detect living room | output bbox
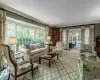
[1,0,100,80]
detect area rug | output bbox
[11,49,80,80]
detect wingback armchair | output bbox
[52,42,64,56]
[2,44,34,80]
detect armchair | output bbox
[52,42,64,56]
[81,44,91,53]
[2,44,34,80]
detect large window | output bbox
[5,19,46,48]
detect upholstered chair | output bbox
[52,42,64,56]
[81,44,91,53]
[17,48,39,72]
[2,44,34,80]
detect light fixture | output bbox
[47,36,51,41]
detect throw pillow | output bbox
[24,44,30,49]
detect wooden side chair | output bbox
[2,44,34,80]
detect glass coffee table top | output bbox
[0,67,9,80]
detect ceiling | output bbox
[0,0,100,27]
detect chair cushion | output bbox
[17,62,31,75]
[19,45,27,49]
[39,48,46,51]
[17,62,39,75]
[33,63,39,69]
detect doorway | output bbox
[69,28,81,50]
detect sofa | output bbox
[18,44,47,62]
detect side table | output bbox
[0,67,10,80]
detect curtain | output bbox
[60,28,63,42]
[0,9,6,52]
[81,26,85,52]
[0,9,6,69]
[45,26,49,41]
[66,28,69,50]
[89,25,95,53]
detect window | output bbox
[5,19,46,49]
[5,21,17,44]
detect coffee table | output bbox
[39,52,59,67]
[0,67,10,80]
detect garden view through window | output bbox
[5,19,46,50]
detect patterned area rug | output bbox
[12,49,80,80]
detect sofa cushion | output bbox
[39,48,46,52]
[19,45,27,50]
[31,48,46,56]
[30,44,39,50]
[24,44,30,50]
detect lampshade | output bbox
[45,41,53,44]
[8,37,17,45]
[47,36,51,40]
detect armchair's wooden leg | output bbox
[57,54,59,59]
[15,77,17,80]
[49,60,51,67]
[31,66,34,78]
[39,58,41,64]
[15,71,17,80]
[32,70,34,78]
[36,67,39,71]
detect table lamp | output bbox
[8,37,17,52]
[8,37,17,45]
[47,36,51,41]
[46,36,53,44]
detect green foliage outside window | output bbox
[6,21,45,48]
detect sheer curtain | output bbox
[0,9,6,69]
[85,28,89,44]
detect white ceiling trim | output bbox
[6,17,45,29]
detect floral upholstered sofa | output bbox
[18,44,47,62]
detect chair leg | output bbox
[15,77,17,80]
[15,71,17,80]
[57,54,59,59]
[32,70,34,78]
[31,66,34,78]
[49,60,51,67]
[36,66,39,71]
